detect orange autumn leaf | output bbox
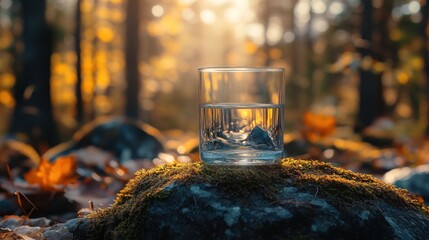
[24,155,77,191]
[303,111,336,141]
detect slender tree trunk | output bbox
[355,0,384,133]
[10,0,57,152]
[125,0,140,119]
[422,0,429,136]
[262,0,271,66]
[370,0,391,116]
[307,0,315,103]
[75,0,83,124]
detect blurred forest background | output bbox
[0,0,428,155]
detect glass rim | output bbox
[198,66,284,73]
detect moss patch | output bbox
[87,158,429,239]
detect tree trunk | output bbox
[10,0,57,152]
[75,0,83,124]
[422,0,429,136]
[355,0,385,133]
[124,0,140,120]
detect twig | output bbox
[6,164,38,217]
[15,192,27,216]
[89,201,94,211]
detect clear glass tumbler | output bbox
[199,67,285,165]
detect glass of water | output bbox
[199,67,285,165]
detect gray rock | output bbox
[383,165,429,204]
[204,139,233,151]
[66,218,90,240]
[0,217,24,229]
[27,217,52,227]
[14,225,42,238]
[135,182,429,239]
[43,223,73,240]
[43,118,164,163]
[83,159,429,239]
[246,126,276,149]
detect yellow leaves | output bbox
[110,0,123,4]
[81,0,94,13]
[395,102,412,118]
[390,28,402,42]
[96,7,111,20]
[162,15,182,35]
[373,61,385,73]
[96,70,110,89]
[0,31,13,49]
[396,71,410,85]
[52,63,76,84]
[97,27,115,43]
[244,41,257,54]
[147,21,162,37]
[409,57,423,71]
[0,91,14,108]
[25,156,77,191]
[269,48,283,60]
[94,95,113,113]
[0,73,15,88]
[111,10,125,22]
[162,40,181,55]
[361,56,373,71]
[0,67,14,108]
[147,15,183,37]
[150,55,177,78]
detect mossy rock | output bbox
[84,159,429,239]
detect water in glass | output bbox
[200,103,284,165]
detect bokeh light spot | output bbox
[152,5,164,18]
[200,9,216,24]
[97,27,115,42]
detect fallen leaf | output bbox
[302,111,336,141]
[24,156,77,191]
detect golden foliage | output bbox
[97,27,115,43]
[0,91,15,108]
[0,73,15,88]
[244,41,258,54]
[25,156,77,191]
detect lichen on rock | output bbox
[85,158,429,239]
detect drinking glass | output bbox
[199,67,285,165]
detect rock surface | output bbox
[0,216,89,240]
[82,159,429,239]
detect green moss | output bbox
[87,158,429,239]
